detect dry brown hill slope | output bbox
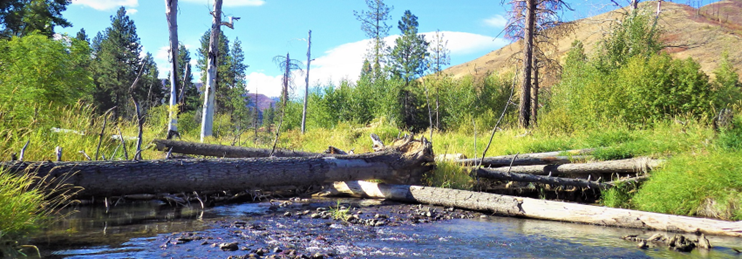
[443,1,742,84]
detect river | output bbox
[27,198,742,258]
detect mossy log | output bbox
[153,139,321,158]
[319,181,742,237]
[3,136,434,197]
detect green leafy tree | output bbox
[0,33,93,123]
[354,0,393,79]
[0,0,71,39]
[712,52,742,109]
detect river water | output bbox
[28,198,742,258]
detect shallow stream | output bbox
[29,198,742,258]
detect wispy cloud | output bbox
[483,14,508,28]
[181,0,265,7]
[126,8,138,15]
[242,31,507,97]
[71,0,138,11]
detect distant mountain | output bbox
[249,93,277,111]
[442,1,742,85]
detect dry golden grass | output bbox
[443,1,742,85]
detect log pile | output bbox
[457,149,662,189]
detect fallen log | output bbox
[474,157,662,176]
[476,168,608,189]
[319,181,742,237]
[153,139,322,158]
[457,148,595,166]
[4,136,434,197]
[458,155,586,167]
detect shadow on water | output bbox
[23,198,742,258]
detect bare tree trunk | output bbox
[271,53,291,155]
[165,0,179,139]
[200,0,223,142]
[632,0,639,10]
[518,0,536,129]
[531,60,539,126]
[301,30,312,134]
[320,181,742,237]
[129,57,148,160]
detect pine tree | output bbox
[90,7,157,118]
[389,10,429,84]
[354,0,393,79]
[0,0,71,39]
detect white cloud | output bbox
[244,31,507,98]
[71,0,138,11]
[181,0,265,7]
[483,15,508,28]
[126,8,138,15]
[245,72,283,97]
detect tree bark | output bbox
[165,0,179,138]
[518,0,536,128]
[5,138,433,197]
[531,60,539,126]
[200,0,222,141]
[301,30,312,134]
[474,158,662,176]
[458,155,584,167]
[320,181,742,237]
[476,168,608,189]
[153,139,323,158]
[457,149,595,166]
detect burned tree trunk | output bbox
[4,136,434,197]
[320,181,742,237]
[476,168,608,189]
[153,139,322,158]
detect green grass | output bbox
[630,151,742,220]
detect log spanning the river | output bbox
[456,149,595,167]
[3,136,434,197]
[320,181,742,237]
[153,139,323,158]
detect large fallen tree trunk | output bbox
[457,149,594,166]
[476,168,608,189]
[3,136,434,197]
[153,139,322,158]
[475,157,662,176]
[319,181,742,237]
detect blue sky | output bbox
[58,0,642,97]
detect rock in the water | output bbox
[637,240,648,249]
[219,242,239,251]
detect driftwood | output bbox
[459,149,595,167]
[319,181,742,237]
[153,139,322,158]
[475,158,662,176]
[4,135,434,197]
[476,168,608,189]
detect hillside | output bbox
[443,1,742,84]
